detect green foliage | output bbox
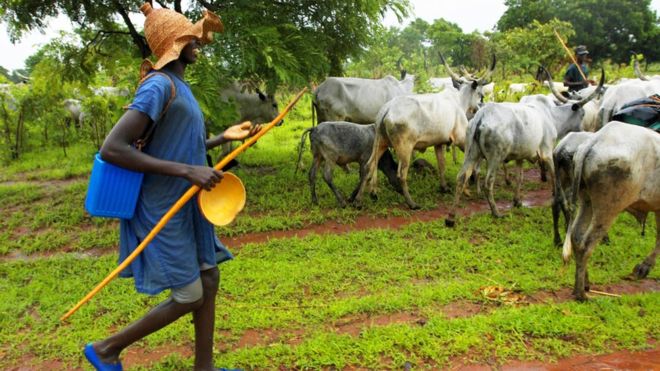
[491,19,575,79]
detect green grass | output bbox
[0,208,657,369]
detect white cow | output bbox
[313,64,414,125]
[562,121,660,301]
[446,69,604,224]
[353,54,496,209]
[597,78,660,129]
[93,86,130,97]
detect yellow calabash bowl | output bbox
[197,172,246,226]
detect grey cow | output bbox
[447,69,604,224]
[297,121,401,207]
[552,131,648,247]
[220,82,280,125]
[563,121,660,301]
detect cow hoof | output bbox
[445,218,456,228]
[513,199,522,208]
[369,193,378,201]
[408,202,421,210]
[554,238,562,248]
[338,201,347,209]
[633,262,652,279]
[600,235,611,245]
[492,212,504,219]
[439,185,451,194]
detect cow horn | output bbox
[575,69,605,108]
[459,66,473,79]
[439,52,463,85]
[478,54,496,85]
[633,58,650,81]
[543,66,568,103]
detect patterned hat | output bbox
[139,3,223,75]
[574,45,589,56]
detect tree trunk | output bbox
[113,0,151,58]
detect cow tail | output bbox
[562,137,595,263]
[469,111,486,162]
[296,127,314,174]
[311,95,318,127]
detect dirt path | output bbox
[225,187,551,249]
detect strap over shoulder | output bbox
[134,72,177,150]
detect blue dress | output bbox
[118,71,233,295]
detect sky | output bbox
[1,0,659,71]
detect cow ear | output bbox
[471,80,478,89]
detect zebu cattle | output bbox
[546,82,602,132]
[93,86,130,97]
[296,121,402,207]
[63,98,84,127]
[312,67,414,125]
[597,77,660,129]
[562,121,660,301]
[353,54,496,209]
[445,69,604,225]
[428,77,456,91]
[552,131,648,247]
[220,82,280,125]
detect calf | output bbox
[563,121,660,301]
[297,121,401,207]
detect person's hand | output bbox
[184,165,223,191]
[588,79,596,85]
[223,121,263,141]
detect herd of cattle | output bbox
[1,55,658,301]
[299,54,659,301]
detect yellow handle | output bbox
[554,29,588,82]
[61,87,308,321]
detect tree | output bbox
[497,0,660,63]
[0,0,411,87]
[491,19,575,78]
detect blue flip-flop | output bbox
[83,343,123,371]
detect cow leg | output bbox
[308,156,322,205]
[633,212,659,278]
[569,201,616,301]
[484,156,504,218]
[512,160,524,208]
[446,150,479,227]
[321,161,345,208]
[552,194,563,247]
[394,142,419,210]
[353,142,388,207]
[434,144,450,193]
[378,149,403,194]
[349,162,369,203]
[502,162,512,186]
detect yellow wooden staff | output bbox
[553,29,588,82]
[61,87,308,321]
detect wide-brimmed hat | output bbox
[574,45,589,56]
[139,3,223,75]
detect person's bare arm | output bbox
[100,110,223,190]
[205,121,262,150]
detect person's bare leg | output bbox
[93,295,203,363]
[193,267,220,370]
